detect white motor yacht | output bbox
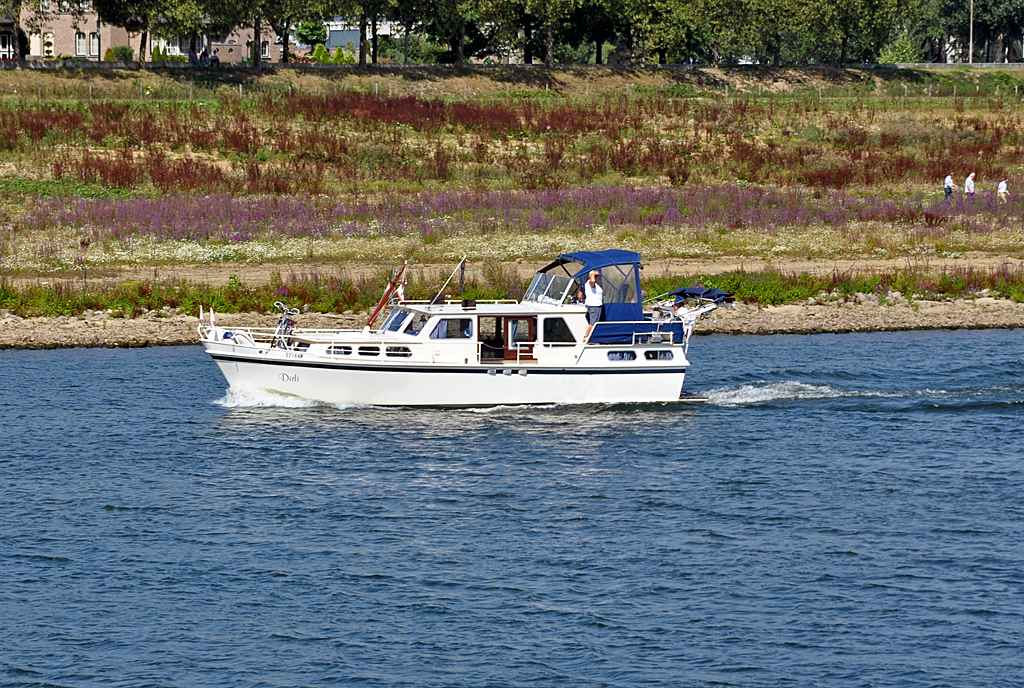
[199,250,732,406]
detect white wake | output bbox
[212,386,366,410]
[705,381,868,406]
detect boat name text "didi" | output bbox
[278,373,299,383]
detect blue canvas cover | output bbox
[555,250,643,323]
[590,321,684,345]
[555,250,643,281]
[668,287,734,303]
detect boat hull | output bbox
[206,347,687,406]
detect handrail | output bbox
[400,299,519,305]
[631,331,674,345]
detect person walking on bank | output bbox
[944,173,956,200]
[998,179,1009,204]
[965,172,976,198]
[578,270,603,341]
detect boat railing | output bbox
[399,298,519,310]
[631,331,675,345]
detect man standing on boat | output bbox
[579,270,603,341]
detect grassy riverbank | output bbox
[3,66,1024,319]
[3,261,1023,320]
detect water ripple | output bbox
[1,332,1024,687]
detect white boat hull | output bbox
[204,343,687,406]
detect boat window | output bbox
[358,346,380,356]
[327,345,352,356]
[607,351,636,361]
[644,350,674,360]
[380,309,410,332]
[405,314,430,336]
[295,342,310,351]
[524,272,573,304]
[598,265,639,304]
[430,318,473,339]
[542,317,576,344]
[386,346,412,357]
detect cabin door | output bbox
[478,316,504,361]
[505,317,536,361]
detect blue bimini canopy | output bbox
[552,250,643,281]
[542,250,644,324]
[668,287,734,304]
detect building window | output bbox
[39,0,50,13]
[75,31,86,55]
[261,40,269,57]
[89,32,98,56]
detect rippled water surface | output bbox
[2,330,1023,687]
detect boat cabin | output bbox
[356,249,678,362]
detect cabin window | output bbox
[358,346,380,356]
[542,317,576,344]
[406,314,430,336]
[295,342,310,352]
[607,351,636,361]
[430,318,472,339]
[644,350,674,360]
[386,346,412,357]
[327,345,352,356]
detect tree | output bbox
[389,0,427,63]
[268,0,315,63]
[92,0,203,64]
[421,0,492,65]
[811,0,908,65]
[295,17,327,45]
[651,0,746,63]
[206,0,288,71]
[525,0,578,65]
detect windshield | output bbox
[523,272,573,304]
[380,309,411,332]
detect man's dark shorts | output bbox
[587,306,602,325]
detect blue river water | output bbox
[1,329,1023,687]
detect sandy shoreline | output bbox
[2,296,1023,350]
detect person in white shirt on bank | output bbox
[998,179,1009,204]
[944,173,955,200]
[965,172,976,197]
[578,270,603,341]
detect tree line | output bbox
[14,0,1024,69]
